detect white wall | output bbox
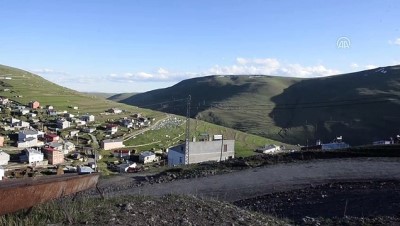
[28,152,44,163]
[0,167,4,180]
[0,151,10,165]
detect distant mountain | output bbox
[109,65,400,145]
[108,92,138,102]
[84,92,119,99]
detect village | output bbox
[1,96,400,181]
[0,97,238,181]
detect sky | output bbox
[0,0,399,93]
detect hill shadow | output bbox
[269,67,400,145]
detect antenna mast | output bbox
[185,95,191,164]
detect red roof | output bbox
[43,147,55,153]
[45,134,59,138]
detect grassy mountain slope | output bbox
[84,92,119,99]
[0,64,281,155]
[110,65,400,145]
[0,64,147,116]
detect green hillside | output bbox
[0,64,281,156]
[110,65,400,145]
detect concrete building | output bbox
[20,148,44,164]
[168,139,235,166]
[102,139,125,150]
[43,147,64,165]
[17,137,44,148]
[106,124,118,135]
[57,119,71,129]
[18,129,44,142]
[139,151,157,164]
[64,142,76,154]
[81,114,95,122]
[0,150,10,165]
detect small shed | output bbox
[139,151,157,164]
[256,144,281,154]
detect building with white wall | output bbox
[0,151,10,165]
[102,139,125,150]
[168,139,235,166]
[18,129,44,142]
[20,148,44,164]
[139,151,157,164]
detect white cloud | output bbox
[107,68,198,83]
[389,38,400,46]
[365,65,378,70]
[350,63,359,69]
[209,58,339,78]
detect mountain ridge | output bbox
[108,65,400,145]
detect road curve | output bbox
[106,158,400,202]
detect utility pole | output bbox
[185,95,191,165]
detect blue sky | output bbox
[0,0,399,93]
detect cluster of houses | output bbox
[0,97,165,179]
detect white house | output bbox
[139,151,157,164]
[69,130,79,137]
[168,139,235,166]
[0,151,10,165]
[81,127,96,133]
[64,142,76,154]
[0,97,9,105]
[57,119,71,129]
[102,139,125,150]
[20,148,44,164]
[74,119,87,126]
[18,129,44,142]
[19,109,30,115]
[256,144,281,154]
[17,137,42,148]
[0,166,4,181]
[81,114,95,122]
[108,108,122,114]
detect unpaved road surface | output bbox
[102,158,400,201]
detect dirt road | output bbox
[103,158,400,201]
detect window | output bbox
[224,144,227,152]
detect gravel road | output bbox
[103,158,400,202]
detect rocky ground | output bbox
[0,194,289,226]
[234,180,400,225]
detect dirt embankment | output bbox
[235,180,400,225]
